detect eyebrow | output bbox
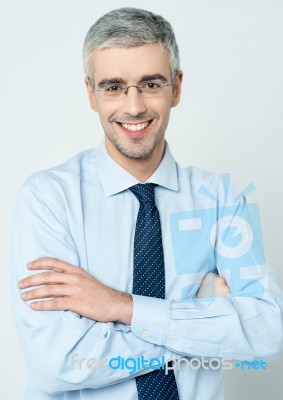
[97,73,169,88]
[139,74,168,83]
[97,78,126,88]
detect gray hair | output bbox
[83,7,180,84]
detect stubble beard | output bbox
[104,120,168,160]
[104,111,169,160]
[104,131,164,160]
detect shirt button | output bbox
[142,329,149,337]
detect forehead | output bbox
[92,44,171,82]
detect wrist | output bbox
[112,291,133,325]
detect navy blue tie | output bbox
[129,183,179,400]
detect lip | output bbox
[115,120,154,138]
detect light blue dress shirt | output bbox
[11,141,283,400]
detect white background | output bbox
[0,0,282,398]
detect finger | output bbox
[27,258,78,273]
[219,283,230,295]
[197,273,230,298]
[215,277,230,295]
[21,285,71,301]
[30,298,70,311]
[18,271,73,289]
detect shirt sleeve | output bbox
[131,191,283,362]
[11,181,174,395]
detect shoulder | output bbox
[184,165,220,184]
[178,164,221,192]
[177,164,243,206]
[18,148,97,202]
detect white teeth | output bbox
[121,121,150,132]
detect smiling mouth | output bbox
[117,120,152,132]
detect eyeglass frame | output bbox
[86,76,176,101]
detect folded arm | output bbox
[13,180,283,395]
[12,184,175,394]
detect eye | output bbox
[104,84,123,92]
[143,81,162,90]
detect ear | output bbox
[85,77,97,112]
[171,71,183,108]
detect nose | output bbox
[121,86,147,116]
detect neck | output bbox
[105,138,165,182]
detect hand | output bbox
[196,272,230,298]
[18,258,133,325]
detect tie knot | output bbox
[129,183,157,204]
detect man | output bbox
[12,7,283,400]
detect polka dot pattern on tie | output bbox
[129,183,165,298]
[129,183,179,399]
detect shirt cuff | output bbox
[131,294,169,345]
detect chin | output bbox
[118,146,154,160]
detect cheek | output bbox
[96,104,115,122]
[150,98,172,117]
[158,101,172,123]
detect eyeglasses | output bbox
[89,79,174,101]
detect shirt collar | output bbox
[95,140,179,197]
